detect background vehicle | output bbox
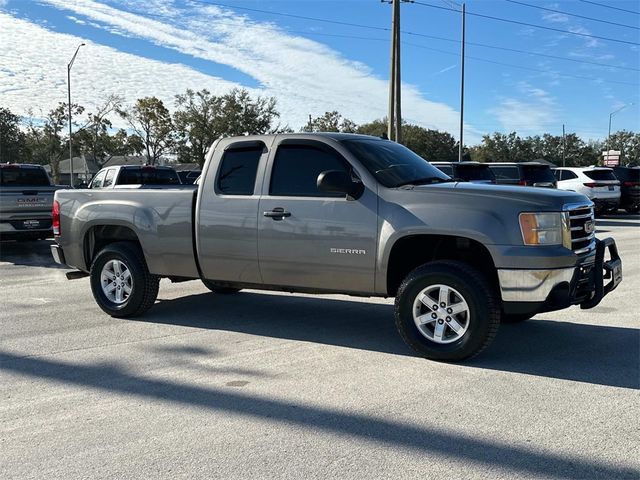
[554,167,620,214]
[613,166,640,214]
[89,165,182,188]
[52,133,621,362]
[177,170,202,185]
[0,163,60,240]
[431,162,496,184]
[488,162,557,188]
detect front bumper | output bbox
[499,237,622,315]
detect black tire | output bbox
[201,280,241,294]
[394,260,500,361]
[501,313,534,323]
[90,241,159,317]
[625,206,640,214]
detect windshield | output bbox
[0,166,51,187]
[456,164,495,181]
[584,170,617,181]
[341,139,450,187]
[118,167,181,185]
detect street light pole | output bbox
[608,102,634,150]
[67,43,85,188]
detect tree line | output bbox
[1,90,638,183]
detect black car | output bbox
[431,162,496,184]
[613,166,640,214]
[487,162,557,188]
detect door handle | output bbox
[263,208,291,219]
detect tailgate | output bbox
[0,187,57,217]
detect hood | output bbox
[409,181,589,211]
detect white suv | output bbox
[553,167,621,214]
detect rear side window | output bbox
[584,170,617,181]
[117,168,181,185]
[217,147,263,195]
[0,166,50,186]
[490,166,518,180]
[456,165,495,181]
[270,144,348,197]
[103,169,116,187]
[522,166,556,183]
[560,170,578,180]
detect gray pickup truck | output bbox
[51,133,622,361]
[1,163,60,240]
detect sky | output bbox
[0,0,639,145]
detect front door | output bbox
[257,140,378,293]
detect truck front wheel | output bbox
[90,242,160,318]
[394,261,500,361]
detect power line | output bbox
[578,0,640,16]
[111,3,640,81]
[404,41,640,86]
[504,0,640,30]
[184,1,639,72]
[412,1,640,46]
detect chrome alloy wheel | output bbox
[412,284,470,344]
[100,259,133,304]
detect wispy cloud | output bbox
[490,82,558,134]
[3,0,469,138]
[542,12,569,24]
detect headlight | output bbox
[519,212,570,247]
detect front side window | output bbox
[270,144,349,197]
[217,146,263,195]
[91,170,107,188]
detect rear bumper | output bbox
[592,198,620,210]
[500,237,622,316]
[50,244,67,266]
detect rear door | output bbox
[197,140,268,284]
[257,138,378,293]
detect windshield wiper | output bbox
[393,177,454,188]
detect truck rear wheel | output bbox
[394,261,500,361]
[201,280,241,294]
[90,242,159,317]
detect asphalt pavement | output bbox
[0,216,638,479]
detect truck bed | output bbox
[55,187,199,278]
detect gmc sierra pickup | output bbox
[1,163,61,240]
[51,133,623,361]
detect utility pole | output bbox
[562,124,566,167]
[458,3,466,162]
[67,43,85,188]
[387,0,397,141]
[393,0,402,143]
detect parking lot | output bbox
[0,215,638,480]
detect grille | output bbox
[567,204,595,255]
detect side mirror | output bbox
[317,170,363,198]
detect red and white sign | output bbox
[602,150,620,167]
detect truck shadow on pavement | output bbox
[0,239,66,269]
[0,348,636,480]
[145,292,638,390]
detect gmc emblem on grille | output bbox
[584,221,595,234]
